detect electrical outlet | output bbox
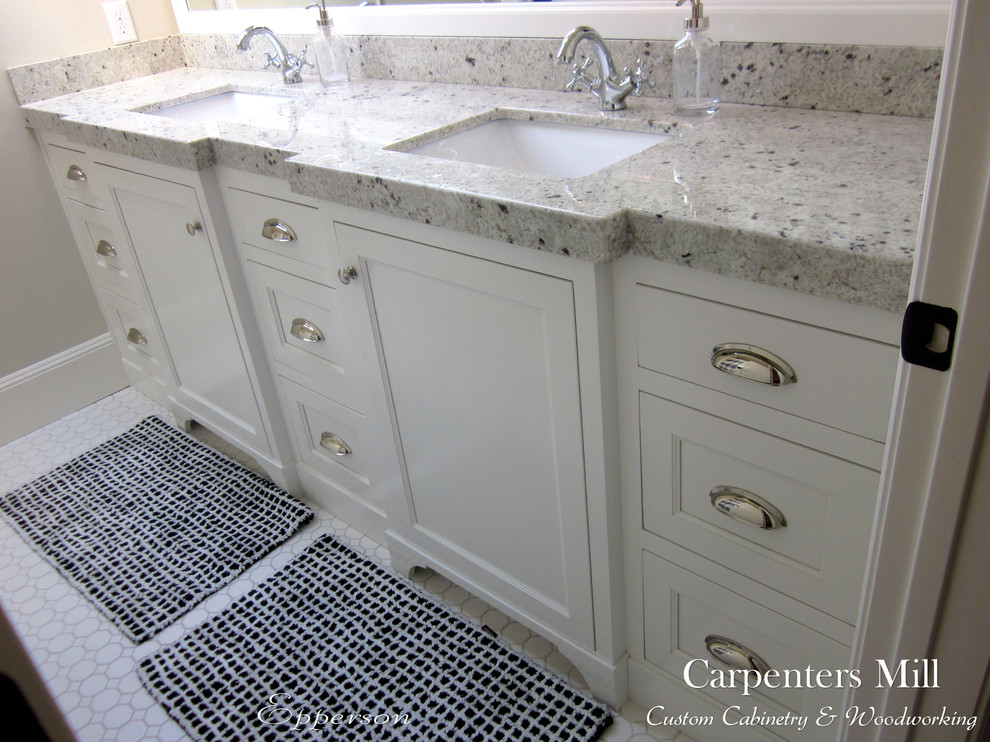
[103,0,137,45]
[216,0,239,9]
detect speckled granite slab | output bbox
[8,37,185,105]
[348,36,942,118]
[17,67,931,311]
[716,42,941,117]
[9,33,941,117]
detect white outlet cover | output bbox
[103,0,137,45]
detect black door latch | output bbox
[901,301,958,372]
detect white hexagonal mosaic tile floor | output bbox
[0,388,696,742]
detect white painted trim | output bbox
[845,0,990,737]
[170,0,950,46]
[0,334,128,447]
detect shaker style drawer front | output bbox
[642,551,850,742]
[66,200,137,300]
[96,286,171,384]
[640,393,878,624]
[246,261,359,402]
[633,284,898,441]
[279,376,381,507]
[224,187,332,271]
[45,143,108,210]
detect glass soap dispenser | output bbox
[307,1,349,85]
[673,0,721,115]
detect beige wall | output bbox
[0,0,177,379]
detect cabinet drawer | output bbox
[246,261,360,403]
[634,284,897,441]
[225,187,332,271]
[640,393,877,623]
[643,551,850,741]
[96,286,171,385]
[66,200,139,302]
[280,376,381,506]
[45,142,108,210]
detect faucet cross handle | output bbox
[556,26,648,111]
[295,45,315,71]
[623,57,646,97]
[565,56,596,92]
[238,25,310,84]
[262,51,283,73]
[264,46,312,83]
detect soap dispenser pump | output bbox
[307,1,349,85]
[673,0,721,115]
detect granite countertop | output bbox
[20,67,933,312]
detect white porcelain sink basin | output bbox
[398,117,671,178]
[144,91,297,123]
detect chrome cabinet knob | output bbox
[319,432,351,456]
[66,164,87,182]
[95,240,117,258]
[126,328,148,346]
[338,265,358,285]
[710,486,786,530]
[711,343,796,386]
[705,635,771,676]
[261,218,297,242]
[289,318,324,343]
[185,220,203,236]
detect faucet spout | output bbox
[236,26,256,51]
[237,26,310,84]
[557,26,620,81]
[556,25,644,111]
[237,25,283,54]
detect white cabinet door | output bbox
[103,165,271,457]
[336,223,595,648]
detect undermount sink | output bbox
[143,91,297,123]
[394,117,672,178]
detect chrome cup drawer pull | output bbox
[320,432,351,456]
[289,318,324,343]
[126,328,148,346]
[262,218,297,242]
[66,164,87,182]
[95,240,117,258]
[710,486,787,530]
[705,635,772,675]
[711,343,796,386]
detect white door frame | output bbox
[844,0,990,738]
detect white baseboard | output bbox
[0,335,128,447]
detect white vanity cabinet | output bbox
[103,165,276,459]
[336,222,594,637]
[37,128,903,724]
[217,169,396,544]
[213,167,624,701]
[40,133,289,479]
[42,137,175,400]
[331,210,625,702]
[615,256,901,742]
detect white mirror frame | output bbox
[170,0,949,47]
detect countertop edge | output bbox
[22,73,923,316]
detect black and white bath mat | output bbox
[138,534,613,742]
[0,416,313,643]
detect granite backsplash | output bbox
[10,33,941,118]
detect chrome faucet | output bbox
[556,26,644,111]
[237,26,311,84]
